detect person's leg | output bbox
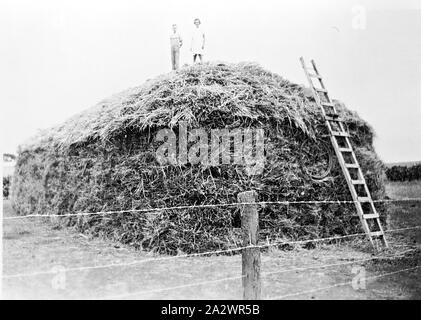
[174,48,179,70]
[171,48,176,70]
[198,54,203,63]
[193,54,197,63]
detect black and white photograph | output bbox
[1,0,420,309]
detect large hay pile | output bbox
[12,62,387,253]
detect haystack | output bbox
[12,62,387,253]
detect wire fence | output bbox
[2,196,420,299]
[3,226,419,280]
[102,248,419,300]
[270,265,421,300]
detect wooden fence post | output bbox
[238,190,261,300]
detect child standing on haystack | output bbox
[170,24,183,70]
[191,18,205,63]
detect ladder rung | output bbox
[325,115,342,121]
[370,231,384,237]
[339,148,352,152]
[321,102,334,107]
[351,180,364,184]
[363,214,380,220]
[358,197,372,202]
[331,131,350,137]
[345,163,359,168]
[309,73,322,79]
[315,87,328,93]
[325,113,339,119]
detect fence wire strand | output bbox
[269,265,420,300]
[101,249,418,299]
[104,274,246,300]
[3,198,421,221]
[3,226,419,279]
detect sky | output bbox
[0,0,420,163]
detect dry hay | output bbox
[12,62,388,254]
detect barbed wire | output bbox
[3,226,419,280]
[262,248,417,278]
[269,265,420,299]
[101,249,418,299]
[104,274,245,300]
[3,198,421,221]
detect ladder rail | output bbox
[310,59,348,133]
[330,135,375,246]
[300,57,343,143]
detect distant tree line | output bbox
[386,164,421,181]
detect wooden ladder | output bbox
[299,57,388,249]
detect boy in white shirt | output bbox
[170,24,183,70]
[191,18,205,63]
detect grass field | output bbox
[2,180,420,299]
[386,180,421,199]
